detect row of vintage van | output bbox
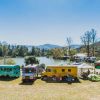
[0,64,78,82]
[0,61,100,83]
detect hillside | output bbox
[15,44,81,50]
[36,44,62,50]
[70,45,81,49]
[95,41,100,46]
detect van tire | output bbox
[22,80,26,83]
[52,76,57,81]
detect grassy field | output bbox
[0,77,100,100]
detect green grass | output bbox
[0,78,100,100]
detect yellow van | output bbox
[41,65,78,82]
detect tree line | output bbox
[66,29,100,57]
[81,29,99,57]
[0,28,99,59]
[0,41,77,60]
[0,42,48,57]
[50,28,100,59]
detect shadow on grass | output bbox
[19,76,41,85]
[44,79,81,84]
[19,79,37,85]
[80,78,89,81]
[19,82,34,85]
[0,76,19,81]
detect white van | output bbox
[22,64,38,82]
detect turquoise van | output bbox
[0,65,20,77]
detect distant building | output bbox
[73,53,87,61]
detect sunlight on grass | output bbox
[0,78,100,100]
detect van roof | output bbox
[0,65,19,67]
[47,65,77,68]
[24,64,38,68]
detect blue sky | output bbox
[0,0,100,46]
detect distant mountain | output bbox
[9,44,62,50]
[19,44,81,50]
[9,44,81,50]
[36,44,62,50]
[94,41,100,46]
[70,45,81,49]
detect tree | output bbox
[6,58,16,65]
[66,37,72,56]
[62,47,67,56]
[81,29,97,57]
[81,31,92,57]
[7,45,11,56]
[2,42,8,64]
[90,29,97,56]
[0,46,3,56]
[46,49,52,57]
[25,56,39,65]
[70,49,77,56]
[41,49,45,56]
[18,46,28,57]
[52,48,64,59]
[31,46,36,55]
[34,48,41,56]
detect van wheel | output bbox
[52,76,57,81]
[62,76,67,81]
[22,80,26,83]
[74,77,79,82]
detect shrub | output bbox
[6,58,16,65]
[25,56,39,65]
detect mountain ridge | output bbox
[36,44,62,50]
[9,43,82,50]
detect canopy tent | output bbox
[74,53,87,57]
[78,63,94,69]
[95,60,100,74]
[73,53,87,61]
[77,63,94,77]
[96,60,100,63]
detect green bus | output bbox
[0,65,20,77]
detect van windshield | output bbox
[24,68,36,73]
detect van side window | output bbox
[46,69,51,72]
[62,69,65,72]
[0,68,3,71]
[68,69,71,72]
[7,68,12,72]
[10,68,12,71]
[4,68,7,71]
